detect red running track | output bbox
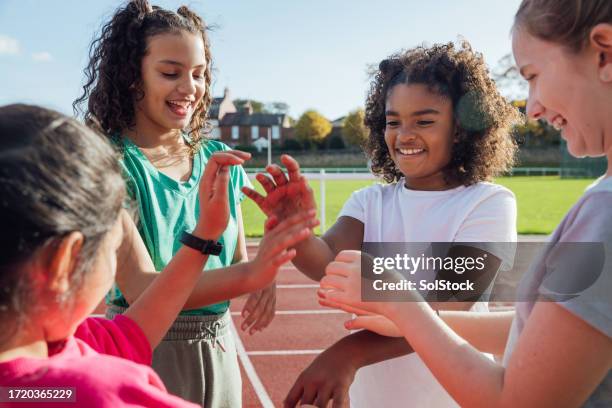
[231,243,352,407]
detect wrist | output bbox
[192,224,221,241]
[321,340,361,371]
[382,301,404,322]
[240,261,263,292]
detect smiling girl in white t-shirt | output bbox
[243,41,521,407]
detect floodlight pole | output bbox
[267,127,272,166]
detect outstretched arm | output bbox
[242,154,363,281]
[322,251,612,408]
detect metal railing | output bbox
[246,166,564,176]
[245,167,565,234]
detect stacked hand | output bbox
[242,154,317,232]
[241,283,276,335]
[318,250,387,316]
[248,210,319,293]
[239,155,318,334]
[195,150,251,239]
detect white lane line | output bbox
[231,310,345,316]
[277,284,318,289]
[230,320,274,408]
[247,350,324,356]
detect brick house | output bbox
[208,88,293,147]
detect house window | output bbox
[272,125,280,140]
[251,126,259,139]
[232,126,239,140]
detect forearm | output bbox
[183,262,259,309]
[440,310,515,355]
[120,262,259,310]
[331,329,415,369]
[386,302,505,408]
[291,235,336,281]
[124,235,212,349]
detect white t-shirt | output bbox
[340,179,517,408]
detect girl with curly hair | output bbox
[72,1,305,405]
[316,0,612,406]
[244,41,520,407]
[0,104,311,407]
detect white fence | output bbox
[245,167,563,234]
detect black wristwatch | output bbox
[179,231,223,256]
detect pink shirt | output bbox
[0,315,199,407]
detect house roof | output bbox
[208,97,225,120]
[220,112,286,127]
[331,116,346,127]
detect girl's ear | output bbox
[46,232,84,296]
[589,23,612,83]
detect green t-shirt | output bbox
[107,136,252,315]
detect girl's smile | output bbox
[384,83,456,190]
[137,31,206,133]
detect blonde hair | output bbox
[514,0,612,52]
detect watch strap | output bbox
[179,231,223,256]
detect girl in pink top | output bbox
[0,104,316,407]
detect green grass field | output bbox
[240,176,596,237]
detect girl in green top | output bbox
[72,1,312,406]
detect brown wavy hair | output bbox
[514,0,612,53]
[73,0,212,152]
[0,104,125,345]
[364,41,521,185]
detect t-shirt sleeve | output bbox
[539,192,612,339]
[455,187,517,242]
[453,187,518,272]
[74,315,152,366]
[231,163,253,204]
[339,188,369,223]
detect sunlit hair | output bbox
[515,0,612,52]
[364,41,520,185]
[73,0,212,153]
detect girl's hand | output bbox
[241,282,277,335]
[242,155,316,228]
[344,314,403,337]
[318,250,389,316]
[195,150,251,239]
[248,210,319,289]
[284,344,358,408]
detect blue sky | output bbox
[0,0,523,120]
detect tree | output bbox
[294,110,332,147]
[342,108,368,147]
[233,99,290,115]
[266,102,290,114]
[491,54,527,101]
[328,134,346,150]
[233,99,264,113]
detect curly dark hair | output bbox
[73,0,212,153]
[364,41,521,185]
